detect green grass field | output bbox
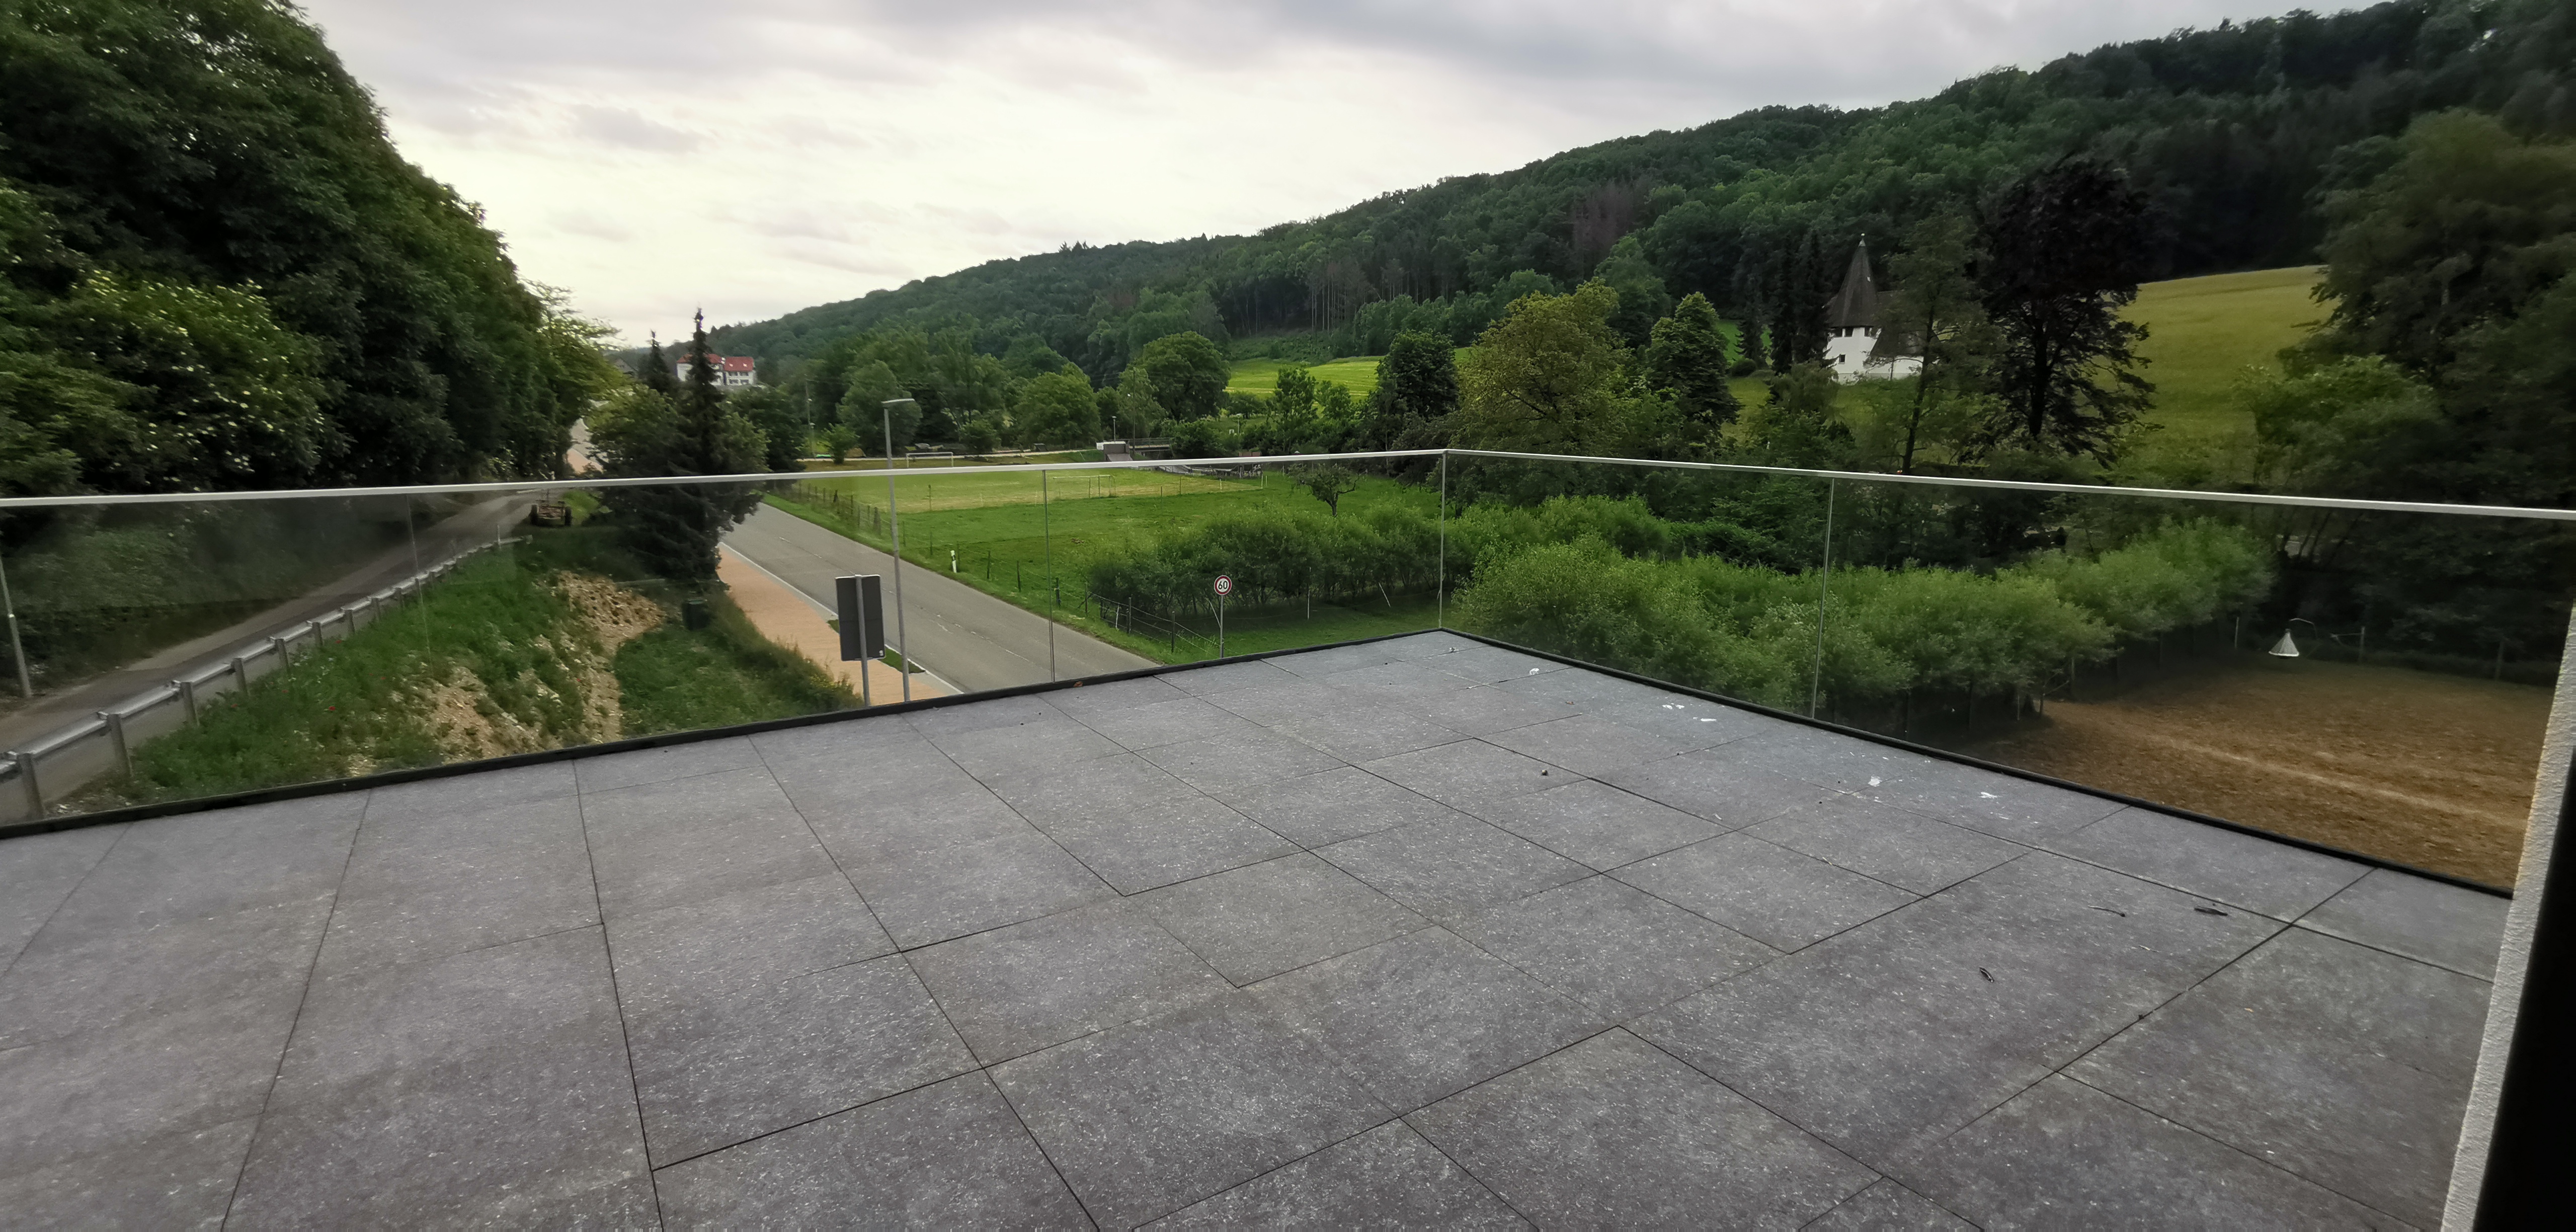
[2126,266,2325,465]
[769,471,1440,663]
[1225,356,1384,396]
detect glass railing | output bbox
[1,446,2564,895]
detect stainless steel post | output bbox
[1436,454,1448,630]
[1809,478,1837,719]
[12,749,36,815]
[0,550,30,699]
[102,709,131,778]
[884,399,914,704]
[177,676,198,722]
[1042,468,1057,682]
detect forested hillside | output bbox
[0,0,617,497]
[715,0,2573,384]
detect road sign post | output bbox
[835,574,885,707]
[1214,574,1232,660]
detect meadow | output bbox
[768,470,1442,662]
[1224,355,1385,396]
[2123,265,2324,464]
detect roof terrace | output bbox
[0,632,2504,1227]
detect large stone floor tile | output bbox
[1317,659,1484,707]
[1251,928,1605,1112]
[1613,832,1918,951]
[842,828,1115,950]
[1216,765,1466,848]
[1153,1120,1526,1228]
[932,716,1126,778]
[1855,760,2125,843]
[0,1115,257,1231]
[1316,814,1590,920]
[1138,853,1429,985]
[1042,674,1190,719]
[1450,876,1778,1020]
[910,898,1230,1063]
[39,794,362,940]
[1484,714,1696,777]
[1474,779,1723,870]
[227,929,653,1225]
[1723,724,1942,793]
[743,710,923,765]
[991,992,1391,1229]
[2066,927,2487,1227]
[1164,658,1299,697]
[0,823,123,971]
[1596,748,1839,828]
[1385,677,1570,738]
[1271,642,1425,678]
[982,751,1199,828]
[1197,677,1349,726]
[1077,696,1262,752]
[314,794,597,976]
[1272,705,1464,762]
[1633,853,2281,1167]
[803,780,1042,865]
[765,730,975,812]
[1027,794,1297,894]
[652,1072,1087,1228]
[574,734,763,794]
[906,692,1061,738]
[626,952,974,1165]
[1360,739,1571,811]
[1409,1029,1873,1227]
[364,761,579,820]
[1802,1179,1974,1230]
[0,984,301,1177]
[2046,807,2369,920]
[1562,687,1788,750]
[580,766,835,919]
[2297,867,2509,979]
[0,897,328,1049]
[1142,729,1345,795]
[1745,796,2024,894]
[605,873,893,1019]
[1897,1075,2389,1231]
[1419,643,1567,685]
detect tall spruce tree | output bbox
[597,312,764,586]
[1642,293,1739,425]
[1972,159,2155,460]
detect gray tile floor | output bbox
[0,632,2508,1228]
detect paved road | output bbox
[0,494,528,753]
[722,504,1154,695]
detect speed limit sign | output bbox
[1213,575,1233,596]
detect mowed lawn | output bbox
[768,472,1443,662]
[2127,265,2327,461]
[1226,356,1384,396]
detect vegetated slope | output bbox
[104,526,851,805]
[0,0,613,495]
[712,0,2573,381]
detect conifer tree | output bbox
[1643,293,1740,426]
[643,332,675,395]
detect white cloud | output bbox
[298,0,2311,342]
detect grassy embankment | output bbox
[97,523,850,805]
[765,469,1439,663]
[2123,265,2323,473]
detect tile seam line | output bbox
[573,790,667,1223]
[217,799,365,1230]
[2279,918,2501,982]
[2054,1068,2423,1228]
[0,814,137,988]
[1390,1112,1545,1229]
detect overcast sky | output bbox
[299,0,2310,343]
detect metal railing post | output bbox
[176,675,198,722]
[101,709,131,778]
[0,550,30,699]
[13,749,39,815]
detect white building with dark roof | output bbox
[1821,240,1922,383]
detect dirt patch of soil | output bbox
[421,664,555,761]
[420,572,665,762]
[1956,655,2549,887]
[556,572,665,650]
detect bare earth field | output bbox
[1959,655,2548,887]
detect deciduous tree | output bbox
[1973,159,2155,460]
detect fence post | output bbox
[101,709,131,778]
[13,749,38,815]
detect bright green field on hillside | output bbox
[2126,266,2324,459]
[1225,356,1384,396]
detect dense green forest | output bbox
[716,0,2573,388]
[0,0,619,499]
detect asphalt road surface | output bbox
[721,504,1154,695]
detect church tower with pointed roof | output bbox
[1820,240,1921,383]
